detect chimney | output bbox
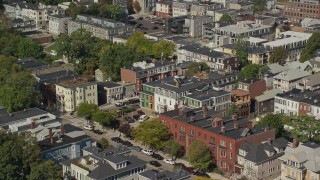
[221,126,225,133]
[268,138,272,145]
[163,106,168,112]
[234,121,238,129]
[232,114,238,121]
[175,81,180,87]
[292,139,298,148]
[60,125,64,136]
[49,128,53,143]
[31,121,36,129]
[190,116,195,122]
[202,105,208,118]
[264,127,269,133]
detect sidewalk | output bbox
[105,128,228,180]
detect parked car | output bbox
[142,149,153,155]
[121,141,133,147]
[137,110,145,116]
[127,98,140,104]
[70,111,75,115]
[83,125,93,131]
[152,26,159,30]
[163,159,175,165]
[93,129,103,135]
[174,163,194,173]
[132,146,142,152]
[111,137,123,143]
[138,17,143,20]
[132,114,140,120]
[152,153,164,160]
[149,161,161,167]
[138,115,148,122]
[115,102,124,107]
[193,171,210,178]
[125,116,135,123]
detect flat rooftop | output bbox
[57,76,96,88]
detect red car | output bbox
[137,110,145,116]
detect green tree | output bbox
[186,140,212,172]
[118,123,133,138]
[269,47,288,65]
[132,119,169,150]
[66,3,87,20]
[76,103,98,117]
[233,36,249,67]
[16,38,44,59]
[98,138,110,148]
[239,64,269,80]
[289,115,320,143]
[127,32,155,53]
[228,104,239,115]
[0,56,41,112]
[92,110,116,127]
[163,139,183,160]
[252,0,266,15]
[256,114,284,137]
[29,160,61,180]
[186,62,210,77]
[87,3,100,16]
[0,132,41,179]
[219,13,233,23]
[152,40,176,58]
[300,32,320,62]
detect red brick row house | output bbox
[159,106,276,173]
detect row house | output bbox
[203,20,273,48]
[255,89,282,116]
[159,107,276,172]
[12,18,37,32]
[55,76,98,112]
[279,140,320,180]
[273,69,311,92]
[121,60,177,94]
[296,73,320,92]
[48,15,71,36]
[68,14,132,41]
[237,137,288,180]
[184,89,231,113]
[153,77,207,113]
[97,81,123,105]
[283,0,320,23]
[299,94,320,119]
[274,88,318,116]
[262,31,312,62]
[231,89,251,117]
[10,2,65,29]
[236,78,267,114]
[177,44,239,71]
[155,0,172,18]
[172,1,191,17]
[61,146,147,180]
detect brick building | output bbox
[231,89,251,117]
[121,60,177,94]
[159,106,276,172]
[284,0,320,23]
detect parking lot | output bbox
[128,15,165,35]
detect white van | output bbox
[138,115,148,122]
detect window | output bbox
[190,129,194,135]
[230,152,233,159]
[230,143,232,149]
[220,150,226,157]
[220,140,226,147]
[161,120,166,124]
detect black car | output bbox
[125,116,135,123]
[136,23,143,27]
[111,137,123,143]
[132,114,140,120]
[152,26,159,30]
[193,171,210,178]
[149,161,161,167]
[93,130,103,135]
[175,163,194,173]
[151,153,164,160]
[138,17,143,20]
[121,141,133,147]
[132,145,142,151]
